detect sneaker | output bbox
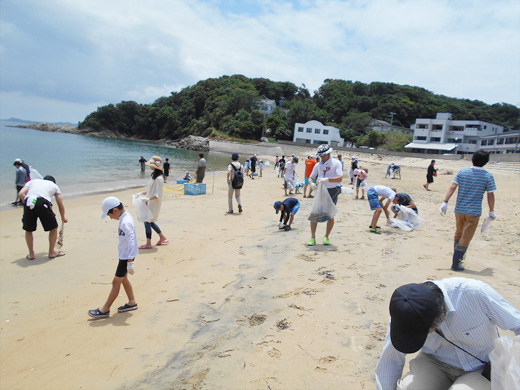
[370,228,381,234]
[369,225,381,229]
[284,226,291,231]
[226,210,233,214]
[117,303,138,313]
[355,196,359,199]
[238,205,242,213]
[307,238,316,246]
[127,261,135,275]
[360,196,365,200]
[323,237,331,245]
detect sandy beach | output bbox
[0,151,519,390]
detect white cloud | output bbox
[0,0,518,122]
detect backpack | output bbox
[230,163,244,189]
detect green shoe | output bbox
[370,228,381,234]
[307,238,316,246]
[323,237,330,245]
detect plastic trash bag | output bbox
[360,180,371,191]
[481,216,493,234]
[341,186,354,194]
[489,335,520,390]
[308,183,339,223]
[30,167,43,180]
[390,206,426,231]
[132,193,153,222]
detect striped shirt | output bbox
[453,166,496,216]
[375,277,520,390]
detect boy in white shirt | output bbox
[89,197,138,319]
[367,185,396,234]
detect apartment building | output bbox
[480,132,520,154]
[405,113,504,154]
[293,120,345,146]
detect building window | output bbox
[506,137,518,144]
[468,140,477,144]
[481,140,487,145]
[415,136,427,141]
[323,129,329,135]
[306,128,312,133]
[432,124,443,131]
[497,138,504,145]
[487,139,494,145]
[449,126,464,131]
[417,124,428,129]
[315,129,321,134]
[466,124,482,130]
[298,127,304,132]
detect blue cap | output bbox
[274,201,282,214]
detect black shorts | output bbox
[22,198,58,232]
[427,174,434,184]
[327,186,342,205]
[116,259,128,277]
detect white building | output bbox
[293,120,345,146]
[405,113,504,154]
[479,132,519,154]
[258,97,277,115]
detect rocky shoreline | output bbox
[10,122,211,152]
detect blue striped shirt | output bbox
[453,167,496,216]
[375,277,520,390]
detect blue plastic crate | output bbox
[184,183,206,195]
[177,179,189,184]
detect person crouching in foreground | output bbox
[274,197,300,231]
[375,277,520,390]
[89,197,138,319]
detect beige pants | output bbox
[454,214,480,248]
[397,352,490,390]
[228,184,241,212]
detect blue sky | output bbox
[1,0,519,123]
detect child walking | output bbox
[88,197,138,319]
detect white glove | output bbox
[489,211,497,220]
[318,177,329,184]
[127,261,135,275]
[141,196,150,202]
[278,222,285,229]
[439,202,448,216]
[386,218,392,225]
[310,183,317,190]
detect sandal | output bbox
[118,303,138,313]
[156,240,169,246]
[88,308,109,319]
[139,245,153,249]
[49,251,66,259]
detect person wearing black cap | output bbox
[273,197,300,231]
[375,277,520,390]
[424,160,437,191]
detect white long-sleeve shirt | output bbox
[375,277,520,390]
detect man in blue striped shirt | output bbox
[375,277,520,390]
[439,150,496,271]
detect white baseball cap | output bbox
[101,196,121,219]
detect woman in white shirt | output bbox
[139,156,168,249]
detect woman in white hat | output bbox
[139,156,168,249]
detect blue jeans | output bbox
[144,222,161,239]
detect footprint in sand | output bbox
[249,313,266,326]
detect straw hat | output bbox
[145,156,163,171]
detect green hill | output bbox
[79,75,519,150]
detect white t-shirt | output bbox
[118,211,138,260]
[284,161,297,180]
[373,185,396,201]
[310,157,343,189]
[228,161,242,181]
[146,176,164,222]
[25,179,61,202]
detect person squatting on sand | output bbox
[88,197,138,319]
[274,197,300,231]
[439,150,496,272]
[139,156,169,249]
[307,144,343,246]
[367,185,396,234]
[226,153,243,214]
[392,192,418,217]
[18,175,67,260]
[375,277,520,390]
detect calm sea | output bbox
[0,120,232,209]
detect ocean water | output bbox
[0,120,232,209]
